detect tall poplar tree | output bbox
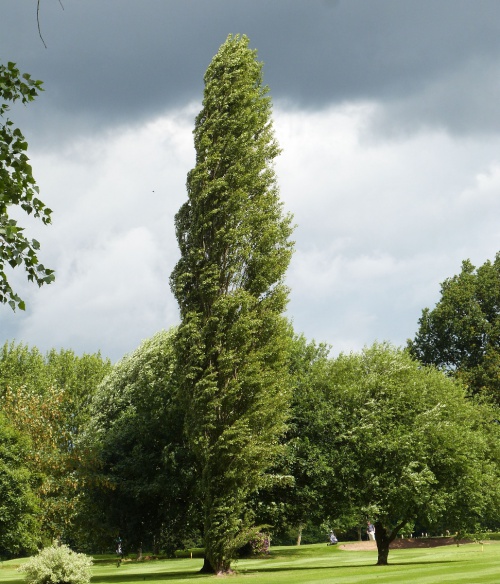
[170,35,294,574]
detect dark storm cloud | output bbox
[2,0,500,139]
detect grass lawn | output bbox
[3,541,500,584]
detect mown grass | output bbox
[3,541,500,584]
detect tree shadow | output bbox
[92,570,207,583]
[91,556,464,582]
[239,558,462,575]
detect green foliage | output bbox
[284,343,500,564]
[0,61,54,310]
[170,34,294,573]
[0,342,111,544]
[81,329,198,554]
[409,253,500,404]
[237,531,270,557]
[18,542,93,584]
[253,333,331,538]
[0,413,39,558]
[0,341,49,396]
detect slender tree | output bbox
[170,34,294,574]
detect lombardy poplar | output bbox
[170,35,294,574]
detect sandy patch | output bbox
[339,537,472,551]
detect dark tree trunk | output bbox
[374,520,405,565]
[357,525,362,542]
[199,556,214,574]
[375,521,391,565]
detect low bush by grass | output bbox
[6,541,500,584]
[17,543,92,584]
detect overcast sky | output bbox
[2,1,500,362]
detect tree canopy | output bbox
[409,253,500,404]
[0,342,111,545]
[0,413,39,558]
[170,34,294,574]
[0,61,54,310]
[286,343,500,565]
[81,329,198,554]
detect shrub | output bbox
[18,542,93,584]
[237,532,270,558]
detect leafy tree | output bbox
[409,253,500,404]
[0,412,40,557]
[0,343,111,543]
[81,329,198,554]
[252,333,331,544]
[0,61,54,310]
[312,344,500,565]
[170,34,294,574]
[0,341,50,394]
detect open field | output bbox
[3,541,500,584]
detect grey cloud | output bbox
[3,0,500,142]
[369,56,500,137]
[4,1,500,360]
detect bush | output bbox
[18,542,93,584]
[237,532,270,558]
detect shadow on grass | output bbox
[92,571,207,583]
[239,559,462,575]
[92,558,464,582]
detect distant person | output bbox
[116,537,123,567]
[367,521,376,541]
[328,531,338,545]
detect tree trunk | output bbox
[199,556,214,574]
[357,525,362,542]
[374,520,405,565]
[375,521,391,565]
[296,523,304,546]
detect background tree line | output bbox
[0,324,499,566]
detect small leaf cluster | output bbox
[0,61,54,310]
[18,542,93,584]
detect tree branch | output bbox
[37,0,47,48]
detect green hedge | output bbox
[174,548,205,559]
